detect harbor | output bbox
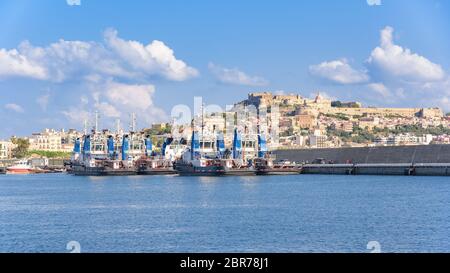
[64,114,301,177]
[4,142,450,177]
[3,113,450,177]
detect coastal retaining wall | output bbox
[274,144,450,164]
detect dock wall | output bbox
[275,145,450,176]
[274,145,450,164]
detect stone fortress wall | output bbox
[241,92,443,119]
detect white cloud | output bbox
[104,29,199,81]
[367,83,391,97]
[66,80,168,127]
[368,26,445,83]
[0,29,198,82]
[36,93,50,111]
[309,91,337,101]
[94,101,121,118]
[5,103,24,113]
[367,0,381,6]
[309,59,369,84]
[104,81,157,111]
[62,107,90,125]
[0,48,47,79]
[80,95,89,105]
[435,96,450,112]
[208,62,269,86]
[307,26,448,109]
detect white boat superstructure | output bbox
[7,159,35,174]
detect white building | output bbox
[375,134,434,146]
[28,129,80,152]
[0,140,14,159]
[309,130,328,148]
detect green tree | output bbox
[27,150,71,159]
[11,138,30,159]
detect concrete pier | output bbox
[275,145,450,176]
[301,164,354,175]
[300,163,450,176]
[275,145,450,164]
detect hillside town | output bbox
[1,92,450,161]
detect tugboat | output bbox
[71,132,137,176]
[254,135,302,175]
[218,129,256,176]
[102,134,137,176]
[174,131,226,176]
[161,137,188,162]
[135,136,177,175]
[174,128,258,176]
[71,134,107,176]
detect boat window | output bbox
[93,144,104,151]
[203,142,212,149]
[132,143,142,150]
[243,141,255,148]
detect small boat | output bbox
[252,134,301,175]
[220,158,256,176]
[174,157,226,176]
[6,160,35,174]
[254,157,302,175]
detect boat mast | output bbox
[83,119,88,135]
[130,113,136,133]
[94,110,99,133]
[116,119,121,135]
[243,126,246,162]
[201,103,205,151]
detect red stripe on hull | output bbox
[6,169,34,174]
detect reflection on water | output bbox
[87,176,109,182]
[198,176,220,184]
[238,176,259,184]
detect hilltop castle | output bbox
[236,92,443,119]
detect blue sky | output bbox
[0,0,449,138]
